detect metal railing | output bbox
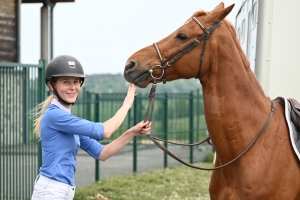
[0,60,46,200]
[73,89,208,185]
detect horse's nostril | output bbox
[125,61,136,74]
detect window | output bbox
[241,19,245,42]
[251,2,258,30]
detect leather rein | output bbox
[144,17,276,170]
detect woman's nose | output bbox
[69,83,77,89]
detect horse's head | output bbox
[124,2,235,88]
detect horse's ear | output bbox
[212,2,225,12]
[206,4,235,23]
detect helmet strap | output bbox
[50,83,76,105]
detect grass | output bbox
[74,161,214,200]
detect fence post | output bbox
[196,89,200,142]
[189,91,194,164]
[133,95,138,173]
[82,87,86,119]
[38,59,47,169]
[22,66,29,144]
[95,93,100,181]
[86,91,91,120]
[163,93,168,168]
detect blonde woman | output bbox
[31,55,151,200]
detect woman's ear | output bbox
[47,82,54,91]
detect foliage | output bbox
[202,152,215,163]
[74,162,213,200]
[83,73,201,94]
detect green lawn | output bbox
[74,162,214,200]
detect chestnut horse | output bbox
[123,2,300,199]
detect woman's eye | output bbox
[176,33,188,41]
[75,80,82,85]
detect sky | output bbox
[21,0,243,75]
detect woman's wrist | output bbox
[125,128,135,137]
[121,103,131,111]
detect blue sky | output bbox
[21,0,242,75]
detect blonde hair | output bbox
[33,94,55,137]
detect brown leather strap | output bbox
[145,94,276,170]
[150,135,210,146]
[143,78,157,123]
[152,20,222,84]
[143,78,211,146]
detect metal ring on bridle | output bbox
[149,65,164,79]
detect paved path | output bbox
[75,144,213,188]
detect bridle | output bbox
[149,17,222,83]
[144,17,276,170]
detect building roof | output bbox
[22,0,74,3]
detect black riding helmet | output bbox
[45,55,86,105]
[45,55,86,85]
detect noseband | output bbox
[149,17,222,83]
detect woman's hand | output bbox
[103,84,137,138]
[99,121,152,161]
[122,83,137,110]
[129,121,152,136]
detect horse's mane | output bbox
[222,19,267,96]
[223,19,250,71]
[184,10,207,24]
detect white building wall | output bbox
[236,0,300,101]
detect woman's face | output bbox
[50,76,82,108]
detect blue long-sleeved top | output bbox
[39,99,105,186]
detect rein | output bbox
[143,78,211,148]
[144,17,277,170]
[145,80,276,170]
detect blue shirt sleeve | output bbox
[43,105,104,140]
[79,135,105,159]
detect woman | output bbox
[31,55,151,200]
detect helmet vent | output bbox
[68,61,76,68]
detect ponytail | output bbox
[33,94,54,138]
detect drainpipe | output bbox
[41,3,48,61]
[41,0,55,62]
[50,4,54,60]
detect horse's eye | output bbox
[176,33,188,41]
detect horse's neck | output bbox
[201,46,271,158]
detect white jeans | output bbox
[31,174,75,200]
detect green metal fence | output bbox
[0,61,208,199]
[73,89,208,184]
[0,60,46,200]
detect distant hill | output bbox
[83,73,202,94]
